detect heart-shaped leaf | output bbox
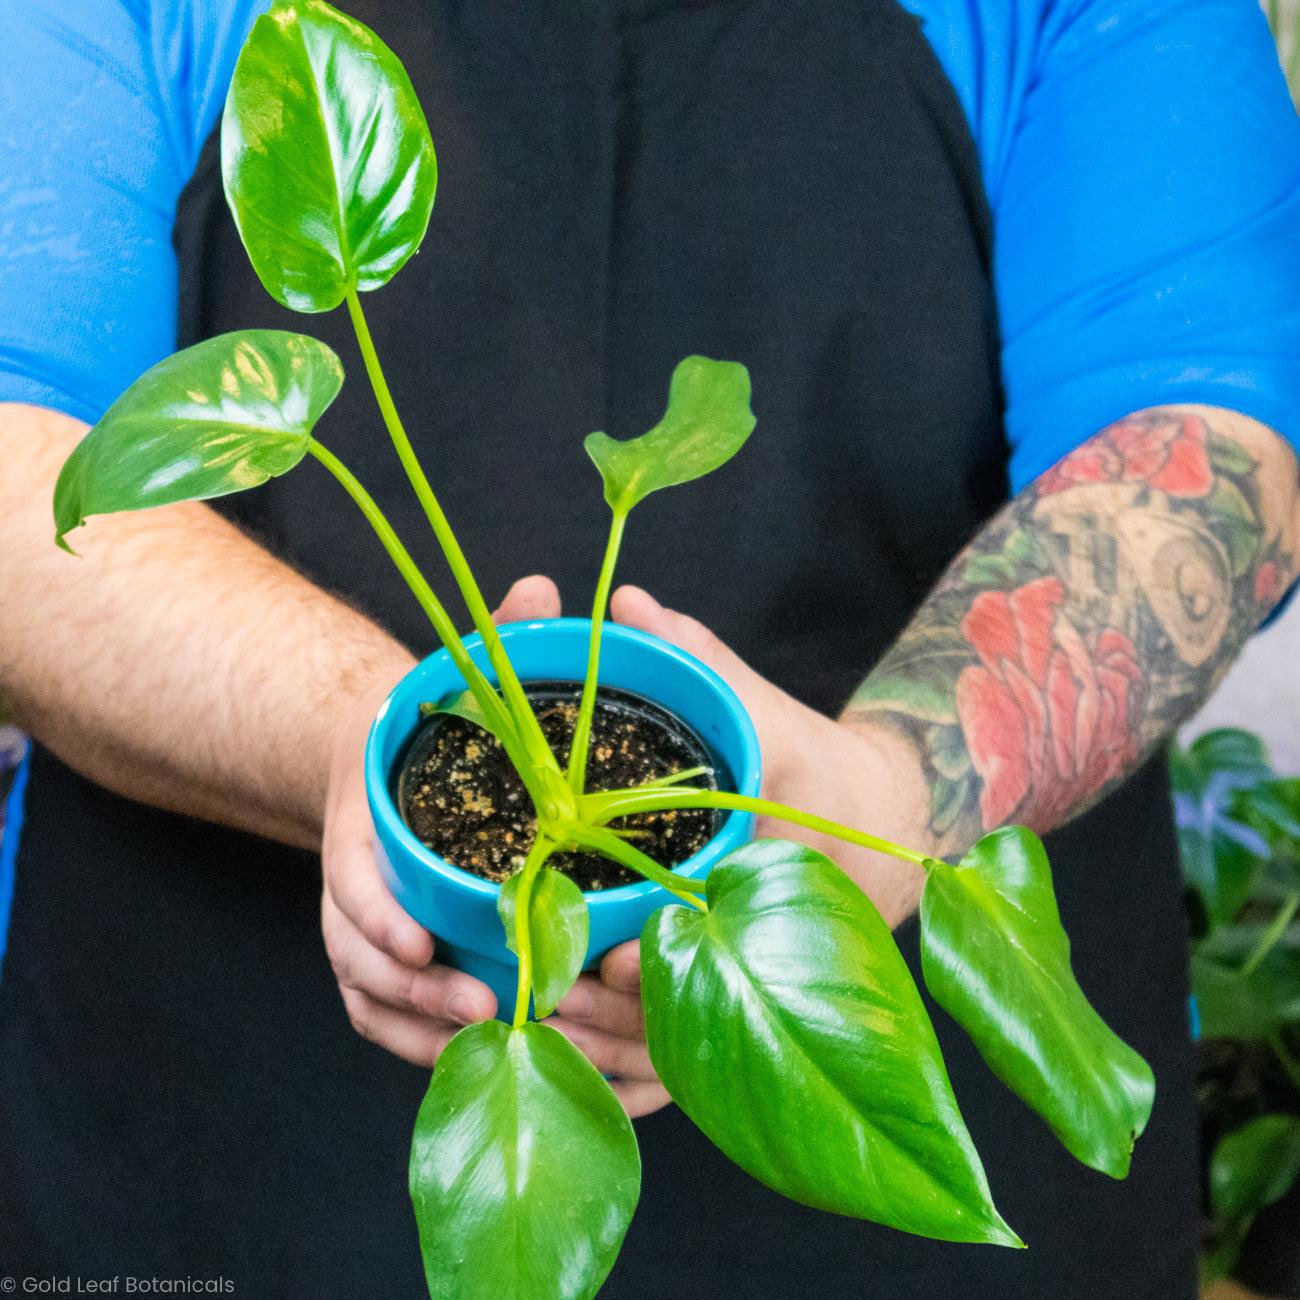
[641,839,1019,1246]
[920,826,1155,1178]
[410,1020,640,1300]
[54,330,342,550]
[584,356,755,514]
[221,0,437,312]
[499,864,590,1018]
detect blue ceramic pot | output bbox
[365,618,762,1017]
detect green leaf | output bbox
[419,688,513,750]
[1172,731,1274,926]
[1205,480,1262,575]
[1210,1113,1300,1223]
[850,676,958,724]
[221,0,437,312]
[410,1020,640,1300]
[961,554,1018,588]
[920,827,1155,1179]
[499,866,590,1018]
[1208,433,1257,477]
[53,330,342,550]
[927,723,973,780]
[1192,950,1300,1040]
[929,774,968,837]
[584,356,755,514]
[641,839,1020,1247]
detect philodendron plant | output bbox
[52,2,1156,1296]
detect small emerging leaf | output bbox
[584,356,755,514]
[499,865,590,1018]
[641,839,1019,1247]
[420,688,511,749]
[410,1020,640,1300]
[222,0,437,311]
[920,827,1155,1178]
[54,331,342,550]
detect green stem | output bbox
[306,440,541,803]
[1241,890,1300,979]
[581,787,932,868]
[567,509,627,794]
[512,836,556,1029]
[1269,1029,1300,1094]
[344,289,555,770]
[563,822,707,909]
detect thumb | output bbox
[493,575,562,624]
[609,585,774,707]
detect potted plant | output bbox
[1175,728,1300,1296]
[51,2,1159,1296]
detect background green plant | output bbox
[1175,728,1300,1287]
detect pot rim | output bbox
[365,617,762,907]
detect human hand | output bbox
[320,647,501,1069]
[609,586,933,928]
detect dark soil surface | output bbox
[398,681,724,891]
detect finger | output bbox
[611,1080,673,1119]
[548,1017,657,1082]
[493,574,562,624]
[323,894,497,1023]
[610,585,768,699]
[338,986,461,1069]
[600,940,642,994]
[324,832,435,968]
[555,973,644,1040]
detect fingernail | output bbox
[447,993,480,1025]
[557,986,593,1019]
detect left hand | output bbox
[497,576,935,1120]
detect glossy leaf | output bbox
[1210,1113,1300,1222]
[641,839,1019,1246]
[499,865,590,1018]
[221,0,437,312]
[1171,730,1274,925]
[410,1020,640,1300]
[584,356,755,514]
[54,331,342,550]
[920,827,1155,1178]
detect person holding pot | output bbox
[2,0,1300,1295]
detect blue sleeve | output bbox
[0,1,267,424]
[992,0,1300,490]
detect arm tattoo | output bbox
[846,408,1299,851]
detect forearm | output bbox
[0,403,414,849]
[844,405,1299,854]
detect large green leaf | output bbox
[584,356,755,514]
[1210,1113,1300,1222]
[499,865,590,1018]
[410,1020,640,1300]
[221,0,437,312]
[920,827,1155,1178]
[641,839,1019,1246]
[54,331,342,550]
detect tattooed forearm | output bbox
[845,407,1299,852]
